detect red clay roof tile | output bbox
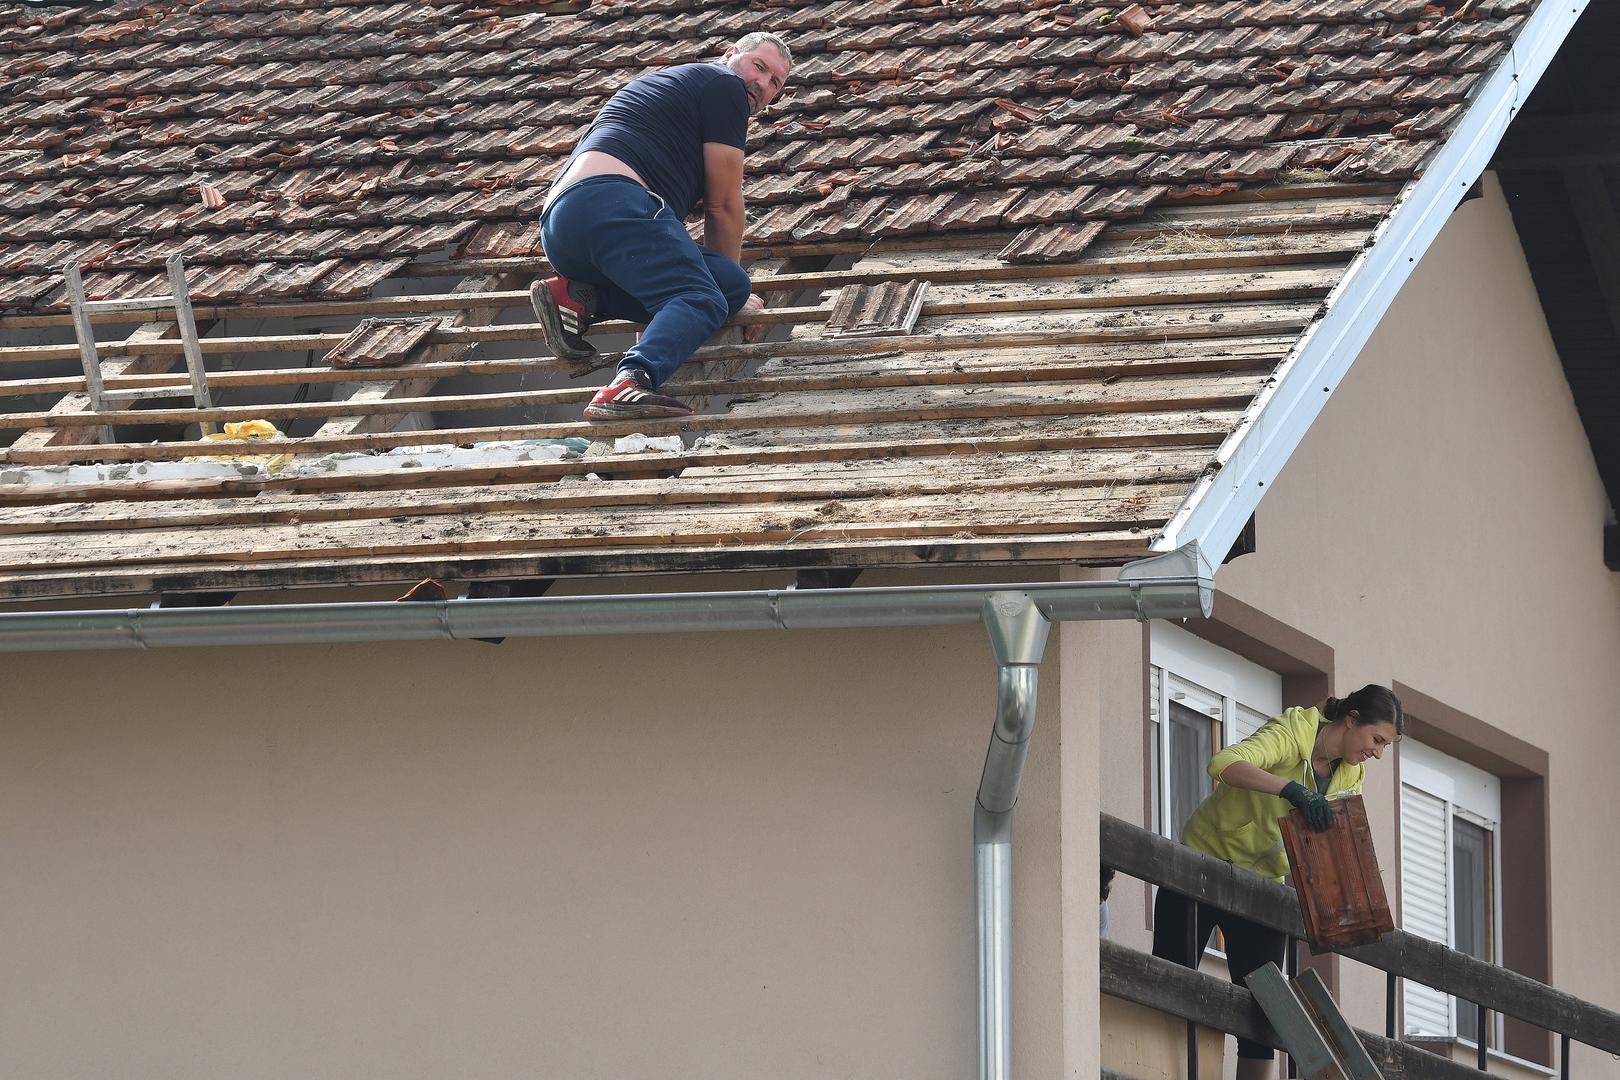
[997,219,1107,263]
[0,0,1534,309]
[1004,186,1104,225]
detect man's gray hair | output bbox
[733,31,791,68]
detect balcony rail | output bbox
[1100,813,1620,1077]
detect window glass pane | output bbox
[1167,699,1215,841]
[1453,816,1494,1044]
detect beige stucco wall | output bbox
[1103,173,1620,1074]
[0,569,1137,1080]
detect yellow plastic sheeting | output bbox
[182,419,293,471]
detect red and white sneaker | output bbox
[531,275,599,359]
[583,372,693,421]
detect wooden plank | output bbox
[902,265,1338,312]
[0,455,1207,535]
[9,321,187,451]
[0,331,351,366]
[757,229,1369,292]
[0,419,1231,506]
[1100,940,1492,1080]
[0,528,1158,602]
[0,466,1192,537]
[749,336,1295,378]
[411,185,1399,271]
[1106,196,1393,237]
[0,229,1371,333]
[9,350,1280,431]
[0,335,1291,406]
[909,301,1312,344]
[0,355,582,398]
[1292,969,1383,1080]
[0,486,1181,571]
[680,444,1212,483]
[2,297,1306,431]
[1243,963,1355,1079]
[0,264,1334,376]
[1101,813,1620,1054]
[713,373,1267,422]
[0,372,1265,465]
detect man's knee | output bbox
[702,254,754,315]
[720,273,753,316]
[689,282,732,328]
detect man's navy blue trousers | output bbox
[540,175,753,387]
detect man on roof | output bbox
[531,32,792,422]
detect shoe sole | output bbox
[531,281,598,360]
[583,401,694,421]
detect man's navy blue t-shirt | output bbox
[570,62,749,217]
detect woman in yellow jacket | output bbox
[1151,684,1403,1080]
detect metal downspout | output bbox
[976,591,1053,1080]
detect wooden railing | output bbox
[1100,813,1620,1077]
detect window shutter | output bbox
[1233,704,1267,743]
[1401,782,1453,1036]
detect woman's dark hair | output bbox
[1323,684,1404,734]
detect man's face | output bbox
[724,43,790,116]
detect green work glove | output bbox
[1281,781,1335,832]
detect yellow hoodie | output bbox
[1179,705,1365,881]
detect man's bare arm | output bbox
[701,141,747,262]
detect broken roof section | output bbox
[0,0,1553,601]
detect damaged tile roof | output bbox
[0,0,1527,309]
[0,0,1544,600]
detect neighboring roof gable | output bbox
[0,0,1562,601]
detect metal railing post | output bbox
[1386,971,1397,1039]
[1186,898,1198,1080]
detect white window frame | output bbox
[1148,623,1283,842]
[1400,740,1505,1048]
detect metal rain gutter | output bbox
[0,573,1211,652]
[0,563,1212,1079]
[1151,0,1588,564]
